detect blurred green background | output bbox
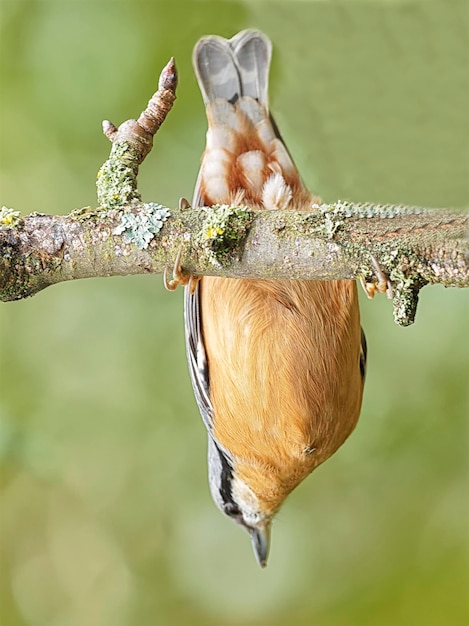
[1,1,468,625]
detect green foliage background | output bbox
[1,1,468,625]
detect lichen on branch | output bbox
[198,204,254,267]
[113,203,171,250]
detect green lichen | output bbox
[113,203,171,250]
[96,142,141,209]
[0,206,22,229]
[387,253,427,326]
[0,240,63,302]
[314,200,424,220]
[199,204,253,267]
[392,281,423,326]
[350,241,427,326]
[68,206,102,222]
[307,200,434,325]
[311,200,426,240]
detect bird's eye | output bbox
[224,502,242,518]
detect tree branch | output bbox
[1,201,467,325]
[0,57,467,327]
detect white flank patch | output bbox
[255,118,276,152]
[262,173,292,210]
[206,127,237,153]
[271,139,296,178]
[203,176,231,203]
[237,150,266,194]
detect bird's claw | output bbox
[163,247,199,293]
[164,248,189,291]
[179,197,191,210]
[360,254,393,300]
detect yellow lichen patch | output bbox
[0,206,21,228]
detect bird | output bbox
[174,30,367,567]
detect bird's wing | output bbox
[184,280,213,431]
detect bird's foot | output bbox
[360,254,393,300]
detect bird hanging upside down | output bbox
[172,30,367,567]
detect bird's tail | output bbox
[193,30,272,108]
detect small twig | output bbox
[96,58,177,209]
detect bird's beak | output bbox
[248,522,271,568]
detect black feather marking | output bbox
[360,327,367,381]
[184,282,214,431]
[214,441,243,519]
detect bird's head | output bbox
[207,437,284,567]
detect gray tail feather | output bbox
[193,30,272,107]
